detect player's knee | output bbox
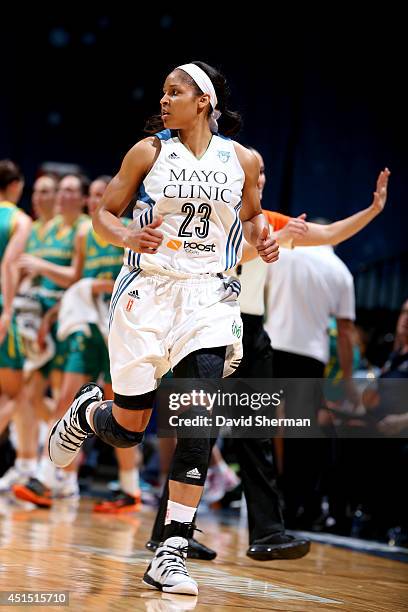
[93,401,145,448]
[170,437,211,486]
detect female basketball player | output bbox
[47,61,389,596]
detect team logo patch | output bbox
[232,320,242,339]
[217,150,230,163]
[166,239,182,251]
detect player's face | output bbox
[32,176,57,218]
[252,150,266,200]
[56,175,85,215]
[87,180,108,215]
[160,70,201,129]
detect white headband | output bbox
[177,63,221,133]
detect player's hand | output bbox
[123,215,164,254]
[371,168,390,213]
[276,213,308,244]
[256,227,279,263]
[17,254,44,276]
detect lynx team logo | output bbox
[232,320,242,339]
[217,150,230,163]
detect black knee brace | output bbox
[169,435,212,486]
[92,401,144,448]
[114,390,156,410]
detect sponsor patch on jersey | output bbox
[183,241,216,255]
[166,239,183,251]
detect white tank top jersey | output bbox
[124,129,245,276]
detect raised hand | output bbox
[277,213,308,244]
[371,167,391,213]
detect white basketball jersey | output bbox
[124,130,245,275]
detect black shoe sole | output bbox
[142,571,163,591]
[246,541,311,561]
[142,571,197,595]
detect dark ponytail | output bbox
[191,61,242,137]
[144,114,165,135]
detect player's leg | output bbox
[13,372,90,507]
[143,346,226,595]
[93,381,142,514]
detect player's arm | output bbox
[234,143,279,264]
[0,211,32,343]
[293,168,390,246]
[17,220,89,289]
[239,211,308,264]
[93,138,164,253]
[37,302,61,350]
[91,279,115,296]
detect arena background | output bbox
[2,7,407,336]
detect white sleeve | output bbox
[334,269,356,320]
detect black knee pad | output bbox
[169,435,212,486]
[92,401,144,448]
[114,390,156,410]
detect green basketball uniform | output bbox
[0,202,25,369]
[33,214,89,376]
[64,221,129,383]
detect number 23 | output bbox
[178,203,211,239]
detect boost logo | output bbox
[166,239,182,251]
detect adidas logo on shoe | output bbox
[128,290,140,298]
[186,468,201,479]
[168,152,180,159]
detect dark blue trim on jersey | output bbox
[225,200,243,269]
[154,129,173,141]
[137,183,155,230]
[126,249,141,268]
[230,219,243,268]
[109,268,141,327]
[138,183,155,207]
[139,208,153,228]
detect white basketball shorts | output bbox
[108,266,243,395]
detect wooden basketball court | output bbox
[0,497,407,611]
